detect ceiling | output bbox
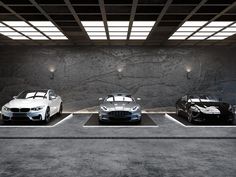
[0,0,236,46]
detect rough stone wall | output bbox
[0,46,236,112]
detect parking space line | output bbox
[165,113,236,128]
[83,125,159,128]
[0,113,73,128]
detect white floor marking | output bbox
[83,125,159,128]
[0,113,73,128]
[165,113,236,128]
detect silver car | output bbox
[98,93,142,124]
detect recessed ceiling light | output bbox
[0,32,22,36]
[109,32,127,35]
[21,32,43,36]
[29,21,54,27]
[110,36,127,40]
[200,27,223,32]
[207,36,227,40]
[182,21,208,26]
[214,32,235,36]
[169,36,187,40]
[87,32,106,36]
[29,36,49,40]
[177,27,200,32]
[107,21,129,26]
[49,36,68,40]
[222,28,236,32]
[0,27,14,32]
[130,32,150,35]
[130,36,147,40]
[132,21,155,26]
[131,27,153,31]
[81,21,104,27]
[36,27,60,32]
[108,27,128,31]
[3,21,30,27]
[207,21,233,27]
[84,27,105,32]
[89,36,107,40]
[13,27,37,32]
[188,36,207,40]
[43,32,64,36]
[8,36,29,40]
[172,32,193,36]
[193,32,215,36]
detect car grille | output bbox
[10,108,30,112]
[108,111,132,118]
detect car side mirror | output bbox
[13,96,17,99]
[137,98,141,101]
[50,96,56,100]
[98,98,103,101]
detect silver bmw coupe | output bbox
[98,93,142,124]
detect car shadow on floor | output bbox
[84,114,157,126]
[0,113,70,126]
[167,113,236,126]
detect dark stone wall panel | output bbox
[0,46,236,112]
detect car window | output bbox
[106,96,133,102]
[17,90,47,99]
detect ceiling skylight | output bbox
[107,21,128,40]
[169,21,236,41]
[82,21,107,40]
[0,21,68,40]
[130,21,155,40]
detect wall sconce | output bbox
[117,64,125,80]
[49,66,55,80]
[186,67,191,80]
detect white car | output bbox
[1,89,63,123]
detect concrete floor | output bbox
[0,114,236,177]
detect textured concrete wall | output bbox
[0,46,236,112]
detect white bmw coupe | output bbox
[1,89,63,123]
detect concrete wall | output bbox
[0,46,236,112]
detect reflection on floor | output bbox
[0,113,70,126]
[84,114,157,126]
[167,113,236,126]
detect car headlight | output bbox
[132,106,140,111]
[2,106,10,112]
[190,106,200,112]
[101,106,108,111]
[31,106,45,111]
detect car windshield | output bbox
[106,95,133,102]
[17,90,47,99]
[188,95,219,102]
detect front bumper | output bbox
[99,111,141,123]
[192,112,235,122]
[1,110,45,121]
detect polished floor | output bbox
[0,114,235,177]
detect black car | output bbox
[176,95,235,124]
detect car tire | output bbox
[44,107,50,124]
[187,109,194,124]
[57,103,63,116]
[136,119,142,124]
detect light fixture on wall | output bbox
[49,66,55,80]
[186,67,191,80]
[117,64,125,80]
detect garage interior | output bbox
[0,0,236,176]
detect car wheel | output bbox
[187,109,194,123]
[136,119,141,125]
[57,103,63,116]
[44,107,50,124]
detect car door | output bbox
[48,90,58,115]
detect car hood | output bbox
[101,101,139,111]
[4,99,48,108]
[193,102,230,113]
